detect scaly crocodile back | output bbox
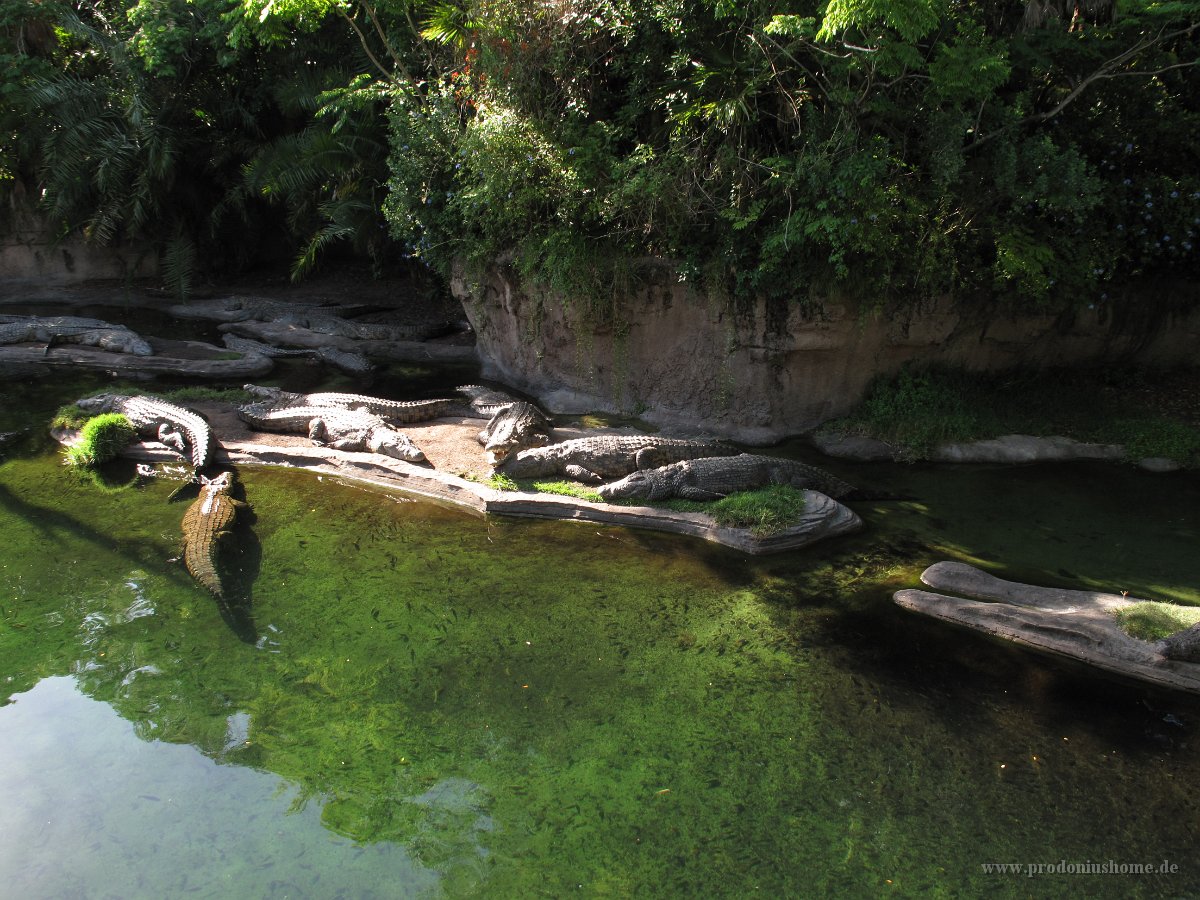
[243,384,458,423]
[181,472,241,599]
[501,434,738,479]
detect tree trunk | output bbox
[1157,622,1200,663]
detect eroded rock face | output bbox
[453,264,1200,443]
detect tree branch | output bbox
[967,21,1198,152]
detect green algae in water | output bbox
[3,441,1200,896]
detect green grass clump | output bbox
[1113,602,1200,642]
[849,366,986,454]
[1114,602,1200,641]
[530,480,605,503]
[707,485,807,537]
[65,414,136,468]
[51,404,91,432]
[486,472,519,491]
[1115,419,1200,465]
[823,364,1200,465]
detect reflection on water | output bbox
[1,386,1199,897]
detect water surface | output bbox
[1,379,1198,898]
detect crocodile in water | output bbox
[243,384,460,423]
[0,315,153,356]
[222,333,314,358]
[498,434,739,483]
[76,393,214,470]
[181,470,247,600]
[237,402,426,462]
[597,453,859,502]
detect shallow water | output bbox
[2,378,1199,898]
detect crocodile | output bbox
[498,435,740,483]
[314,345,375,375]
[76,393,214,470]
[456,384,522,419]
[237,402,426,462]
[180,470,247,600]
[222,333,314,358]
[0,315,153,356]
[478,401,553,464]
[597,453,859,502]
[243,384,461,423]
[170,296,452,341]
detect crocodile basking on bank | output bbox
[173,296,454,341]
[237,402,427,462]
[597,453,859,502]
[477,401,552,464]
[180,470,247,600]
[243,384,461,423]
[0,315,153,356]
[456,384,522,418]
[499,435,739,483]
[76,393,214,470]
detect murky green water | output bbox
[2,377,1199,898]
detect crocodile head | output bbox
[367,431,427,463]
[597,469,658,501]
[95,331,154,356]
[483,403,551,466]
[75,393,124,414]
[201,469,237,492]
[494,447,548,477]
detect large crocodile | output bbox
[222,333,313,358]
[171,296,453,341]
[0,315,153,356]
[478,401,552,464]
[597,453,859,502]
[243,384,461,423]
[76,393,214,470]
[180,470,246,600]
[498,435,739,483]
[456,384,522,419]
[237,402,426,462]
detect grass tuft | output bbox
[65,413,136,468]
[823,364,1200,464]
[530,480,605,502]
[707,485,807,536]
[1113,602,1200,642]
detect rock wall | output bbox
[1,188,156,284]
[453,262,1200,444]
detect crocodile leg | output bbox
[563,464,603,484]
[330,431,370,452]
[307,419,329,444]
[676,485,726,501]
[158,423,187,455]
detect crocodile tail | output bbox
[184,541,226,598]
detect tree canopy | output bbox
[4,0,1198,308]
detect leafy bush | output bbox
[65,414,136,468]
[851,366,985,454]
[1115,419,1200,466]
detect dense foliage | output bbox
[4,0,1198,308]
